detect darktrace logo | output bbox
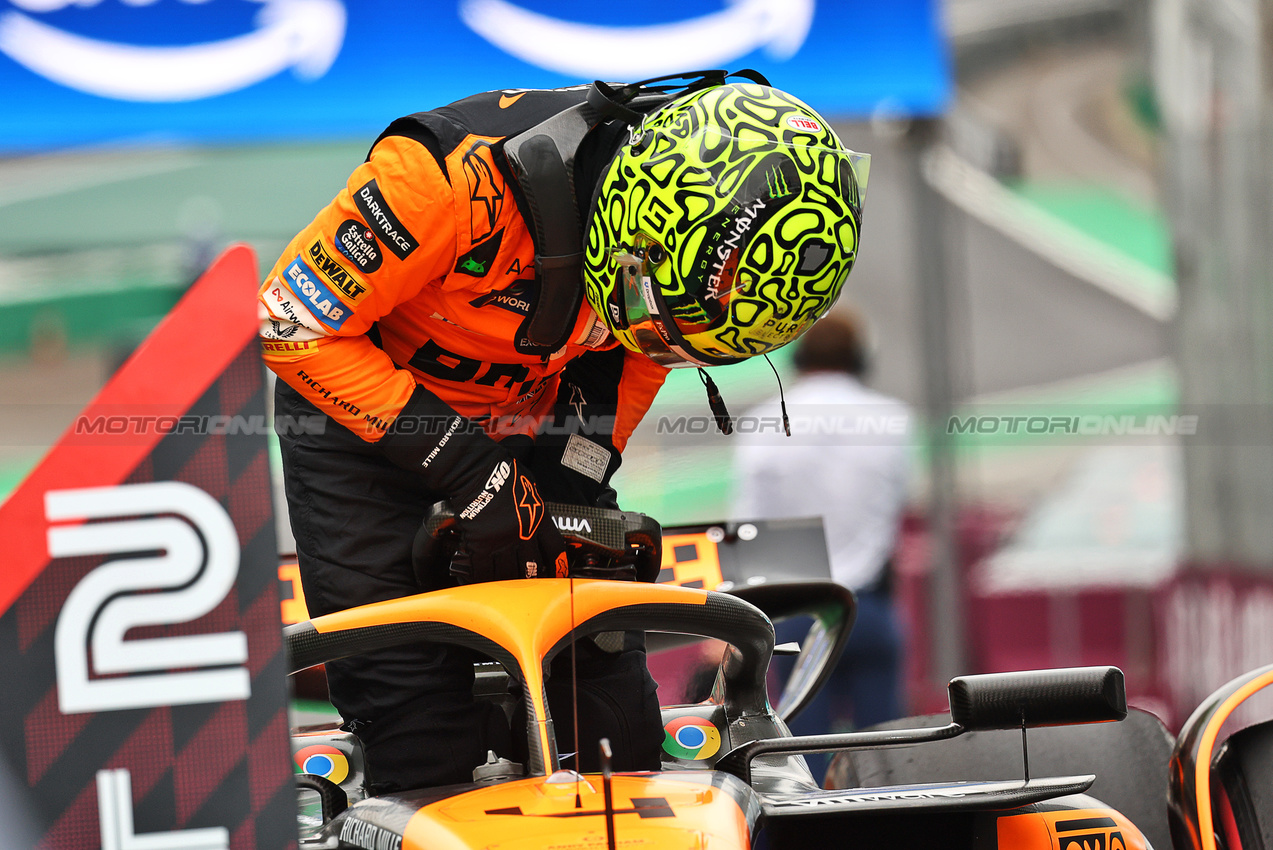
[335,219,383,272]
[353,179,418,259]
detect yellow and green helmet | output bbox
[583,82,869,367]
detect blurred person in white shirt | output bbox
[732,309,910,760]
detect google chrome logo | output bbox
[662,716,721,760]
[294,744,349,784]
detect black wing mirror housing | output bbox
[948,666,1127,732]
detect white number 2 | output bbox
[49,481,250,714]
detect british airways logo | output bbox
[0,0,346,102]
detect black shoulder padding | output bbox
[369,113,459,185]
[503,100,603,353]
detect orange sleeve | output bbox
[612,350,669,452]
[257,135,457,440]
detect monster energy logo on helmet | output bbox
[583,82,868,367]
[702,154,800,302]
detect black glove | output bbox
[378,385,567,584]
[447,457,568,584]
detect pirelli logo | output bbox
[262,339,319,353]
[307,239,369,305]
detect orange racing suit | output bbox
[258,86,667,458]
[260,86,670,792]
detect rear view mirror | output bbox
[729,581,856,724]
[948,666,1127,732]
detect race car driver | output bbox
[259,70,868,792]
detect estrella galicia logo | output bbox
[335,219,383,273]
[455,228,504,278]
[0,0,348,102]
[353,179,418,260]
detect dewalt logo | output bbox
[307,239,369,305]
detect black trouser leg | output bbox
[278,383,509,791]
[545,636,664,773]
[277,382,661,789]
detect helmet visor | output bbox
[609,130,868,367]
[613,236,711,368]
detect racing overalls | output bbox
[259,86,667,791]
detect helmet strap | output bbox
[763,354,792,437]
[697,368,733,435]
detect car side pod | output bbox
[716,666,1127,808]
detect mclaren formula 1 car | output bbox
[282,503,1270,850]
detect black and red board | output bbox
[0,246,296,849]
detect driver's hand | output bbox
[448,458,569,584]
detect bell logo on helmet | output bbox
[786,115,822,133]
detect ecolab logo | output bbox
[284,257,348,329]
[0,0,347,102]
